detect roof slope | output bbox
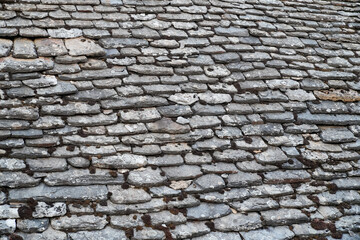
[0,0,360,239]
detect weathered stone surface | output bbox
[17,218,49,233]
[44,168,124,186]
[68,113,117,126]
[162,165,202,180]
[65,37,106,56]
[99,38,149,48]
[68,227,127,240]
[42,102,100,115]
[0,39,12,57]
[13,38,37,59]
[23,75,57,88]
[255,147,288,164]
[35,38,67,56]
[241,226,295,240]
[51,215,107,231]
[0,172,40,188]
[0,158,26,170]
[147,118,190,133]
[108,186,151,204]
[214,213,262,231]
[48,28,82,38]
[9,184,108,202]
[128,167,167,186]
[92,154,147,168]
[186,174,225,192]
[1,0,360,237]
[26,158,67,172]
[33,202,66,218]
[227,172,262,187]
[0,219,16,234]
[193,232,241,240]
[17,227,67,240]
[170,222,210,239]
[187,203,231,220]
[314,89,360,102]
[59,67,128,80]
[262,209,309,225]
[0,57,53,73]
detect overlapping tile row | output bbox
[0,0,360,239]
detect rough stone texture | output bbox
[0,0,359,238]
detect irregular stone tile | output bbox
[92,154,147,169]
[42,102,100,115]
[121,129,213,145]
[214,213,262,231]
[192,137,231,151]
[242,123,283,136]
[256,147,288,164]
[308,70,356,80]
[0,158,26,170]
[187,203,231,220]
[8,184,108,202]
[193,232,241,240]
[231,197,279,212]
[111,214,144,228]
[227,172,262,187]
[34,38,67,56]
[17,218,49,233]
[106,123,147,136]
[215,26,249,37]
[264,170,311,184]
[170,221,210,239]
[128,167,167,186]
[320,127,357,143]
[204,65,231,77]
[68,227,127,240]
[199,188,250,203]
[13,38,37,59]
[101,96,168,109]
[133,227,165,240]
[0,219,16,234]
[0,57,53,73]
[0,205,19,219]
[291,223,329,238]
[241,226,295,240]
[44,168,124,186]
[65,37,105,56]
[17,226,67,240]
[26,158,67,172]
[32,202,66,218]
[128,64,173,75]
[0,172,40,188]
[48,28,82,38]
[59,67,128,81]
[261,37,305,48]
[99,38,149,48]
[162,165,202,180]
[0,39,13,57]
[23,75,57,88]
[262,208,309,225]
[186,174,225,193]
[62,135,120,145]
[146,118,190,133]
[51,215,107,231]
[149,210,187,225]
[67,113,117,126]
[332,177,360,190]
[96,198,167,215]
[108,186,151,204]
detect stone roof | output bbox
[0,0,360,239]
